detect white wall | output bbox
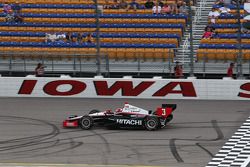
[0,76,250,100]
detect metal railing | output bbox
[0,51,249,78]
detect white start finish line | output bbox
[206,117,250,167]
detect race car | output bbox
[63,102,176,131]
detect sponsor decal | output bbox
[116,119,142,125]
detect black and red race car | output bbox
[63,103,176,131]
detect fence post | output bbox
[9,52,13,76]
[188,0,194,77]
[73,53,76,77]
[249,59,250,79]
[23,53,27,75]
[51,53,54,73]
[79,55,82,77]
[202,53,206,78]
[168,49,172,78]
[105,54,110,77]
[137,55,140,77]
[94,0,101,76]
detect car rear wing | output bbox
[162,104,176,111]
[155,104,177,118]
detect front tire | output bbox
[144,116,159,131]
[79,116,93,130]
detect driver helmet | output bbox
[105,109,113,114]
[115,108,123,113]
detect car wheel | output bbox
[89,109,101,114]
[79,116,93,130]
[144,116,159,131]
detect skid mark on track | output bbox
[0,115,83,161]
[168,120,224,163]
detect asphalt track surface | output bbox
[0,98,249,167]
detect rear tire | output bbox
[79,116,93,130]
[144,116,159,131]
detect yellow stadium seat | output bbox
[124,48,136,59]
[106,48,117,59]
[116,48,126,59]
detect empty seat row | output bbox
[0,47,175,60]
[0,41,176,48]
[201,38,250,44]
[0,22,184,28]
[197,49,250,61]
[199,44,250,49]
[20,17,186,24]
[215,33,250,39]
[5,13,187,19]
[0,31,180,39]
[0,27,182,36]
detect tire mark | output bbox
[90,130,111,165]
[169,138,184,163]
[168,120,224,163]
[196,143,214,157]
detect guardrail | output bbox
[0,51,249,78]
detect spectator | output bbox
[219,4,231,14]
[202,26,214,38]
[35,63,45,77]
[14,12,23,23]
[170,0,178,14]
[85,33,93,43]
[103,0,112,9]
[144,0,154,9]
[126,0,140,11]
[152,3,162,14]
[45,32,57,43]
[112,0,119,9]
[161,4,172,14]
[208,7,220,24]
[3,2,12,14]
[76,32,83,43]
[227,62,234,78]
[5,10,15,22]
[118,0,128,9]
[174,61,183,78]
[65,32,73,43]
[12,1,22,14]
[56,32,66,42]
[178,1,187,14]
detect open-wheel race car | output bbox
[63,102,176,131]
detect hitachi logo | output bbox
[116,119,142,125]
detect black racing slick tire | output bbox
[79,116,93,130]
[89,109,101,114]
[144,116,159,131]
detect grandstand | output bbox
[0,0,249,78]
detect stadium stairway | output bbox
[175,0,215,63]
